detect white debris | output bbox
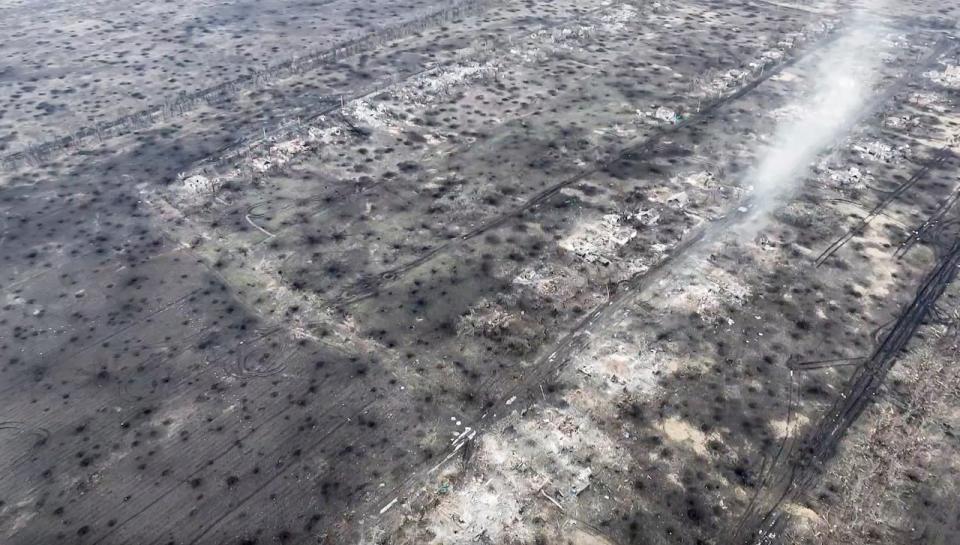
[654,106,678,124]
[663,265,753,323]
[852,140,907,163]
[825,166,872,189]
[379,497,399,515]
[558,214,637,265]
[457,299,515,338]
[666,191,689,209]
[631,208,661,226]
[760,50,785,63]
[910,92,947,113]
[512,264,585,301]
[420,407,620,544]
[344,100,396,130]
[679,170,717,190]
[546,26,595,45]
[249,137,309,173]
[181,174,217,194]
[883,115,920,129]
[173,174,222,204]
[396,61,499,104]
[598,4,638,32]
[924,64,960,88]
[703,68,749,94]
[881,33,910,50]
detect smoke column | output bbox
[745,2,890,220]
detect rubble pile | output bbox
[910,91,947,113]
[852,140,907,163]
[883,114,921,129]
[630,208,661,227]
[598,3,639,32]
[250,137,310,172]
[664,267,752,323]
[636,105,679,125]
[512,265,585,302]
[397,61,500,104]
[559,214,637,265]
[344,99,397,130]
[456,299,515,339]
[824,165,873,190]
[702,68,750,96]
[173,173,222,205]
[546,25,595,45]
[924,63,960,89]
[421,406,622,545]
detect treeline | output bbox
[1,0,495,170]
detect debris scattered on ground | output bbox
[344,99,397,131]
[824,165,873,190]
[884,114,921,129]
[250,137,310,172]
[851,139,907,163]
[631,208,661,227]
[559,214,637,265]
[513,265,585,302]
[174,173,222,203]
[414,406,622,545]
[456,299,515,339]
[924,63,960,88]
[396,62,500,104]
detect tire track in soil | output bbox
[0,286,203,399]
[0,0,498,170]
[93,389,375,545]
[362,33,956,533]
[816,144,954,267]
[729,234,960,545]
[725,38,960,544]
[809,36,956,268]
[895,182,960,259]
[333,28,846,306]
[192,0,695,244]
[0,248,384,544]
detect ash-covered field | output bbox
[2,1,960,544]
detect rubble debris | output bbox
[173,173,222,204]
[665,191,689,209]
[851,140,907,163]
[512,265,585,301]
[416,407,620,544]
[631,208,661,227]
[558,214,637,265]
[655,106,678,124]
[250,138,309,172]
[598,3,639,32]
[344,99,397,131]
[824,165,873,189]
[636,105,680,125]
[910,91,947,113]
[924,64,960,88]
[396,61,500,104]
[457,299,515,338]
[883,114,921,129]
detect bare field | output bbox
[1,1,960,545]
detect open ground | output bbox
[2,1,960,544]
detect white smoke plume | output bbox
[745,3,891,220]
